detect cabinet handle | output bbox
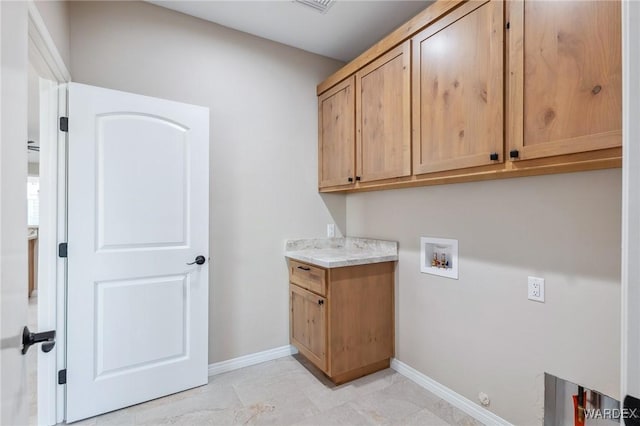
[348,177,354,183]
[355,176,361,181]
[297,266,311,271]
[318,299,324,305]
[509,149,520,159]
[489,153,499,161]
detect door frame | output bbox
[621,0,640,414]
[27,2,71,425]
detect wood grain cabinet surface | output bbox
[289,260,394,384]
[356,41,411,182]
[318,41,411,189]
[412,0,503,174]
[290,283,327,371]
[318,77,355,188]
[507,0,622,161]
[316,0,622,193]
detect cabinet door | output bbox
[290,284,327,371]
[508,1,621,160]
[412,0,503,175]
[356,41,411,182]
[318,76,355,188]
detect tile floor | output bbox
[28,294,482,426]
[69,355,484,426]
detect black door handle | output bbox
[22,326,55,355]
[187,255,206,266]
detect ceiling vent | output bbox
[294,0,335,14]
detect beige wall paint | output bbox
[68,1,345,363]
[347,169,621,425]
[34,0,70,70]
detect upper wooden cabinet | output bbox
[507,0,622,161]
[318,76,355,188]
[413,0,504,175]
[356,41,411,182]
[316,0,622,193]
[319,42,411,189]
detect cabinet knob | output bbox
[355,176,361,181]
[318,299,324,305]
[348,177,354,183]
[489,153,499,161]
[509,149,520,159]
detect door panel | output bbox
[95,275,188,377]
[318,77,355,188]
[412,0,503,174]
[66,83,209,422]
[508,0,622,160]
[356,41,411,182]
[97,114,188,249]
[290,284,326,371]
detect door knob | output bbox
[187,255,206,266]
[21,326,55,355]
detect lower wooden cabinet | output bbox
[290,284,327,371]
[289,260,394,384]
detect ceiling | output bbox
[147,1,432,62]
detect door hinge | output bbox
[59,117,68,132]
[58,242,68,258]
[58,369,67,385]
[506,21,510,30]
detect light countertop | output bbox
[285,237,398,268]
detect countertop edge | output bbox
[285,253,398,269]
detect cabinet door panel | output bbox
[290,284,326,371]
[509,0,621,160]
[318,77,355,188]
[412,0,503,175]
[356,41,411,182]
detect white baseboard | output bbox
[390,358,512,426]
[208,345,298,377]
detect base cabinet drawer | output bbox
[289,260,326,296]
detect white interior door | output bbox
[66,83,209,422]
[0,2,29,425]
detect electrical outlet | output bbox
[528,276,545,302]
[327,224,336,238]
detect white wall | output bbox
[347,169,621,425]
[33,1,70,71]
[68,1,345,363]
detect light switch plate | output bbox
[528,276,545,302]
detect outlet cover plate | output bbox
[528,276,545,302]
[327,224,335,238]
